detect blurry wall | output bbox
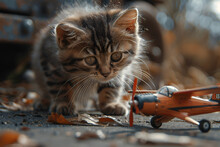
[0,0,62,81]
[0,0,101,82]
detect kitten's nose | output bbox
[101,72,110,78]
[100,66,111,78]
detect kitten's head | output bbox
[55,8,140,83]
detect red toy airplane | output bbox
[129,78,220,133]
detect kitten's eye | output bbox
[85,56,97,66]
[111,52,122,62]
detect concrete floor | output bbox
[1,111,220,147]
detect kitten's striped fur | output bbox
[32,3,146,115]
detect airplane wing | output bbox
[172,85,220,99]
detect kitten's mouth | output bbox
[101,77,113,82]
[98,76,113,82]
[94,75,117,83]
[90,72,118,83]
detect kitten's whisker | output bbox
[65,75,91,105]
[116,75,131,91]
[54,76,80,102]
[54,74,89,102]
[126,73,154,90]
[79,81,89,106]
[131,55,156,89]
[133,59,156,89]
[135,59,152,73]
[134,69,156,89]
[115,76,124,92]
[69,80,86,111]
[73,80,91,110]
[69,75,91,97]
[133,67,152,80]
[80,79,94,107]
[135,58,150,71]
[77,79,90,104]
[68,75,94,111]
[123,38,138,45]
[124,76,141,91]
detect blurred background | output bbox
[0,0,219,90]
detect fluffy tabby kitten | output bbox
[32,4,145,115]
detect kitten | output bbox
[32,4,145,115]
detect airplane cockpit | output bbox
[158,86,178,97]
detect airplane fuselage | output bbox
[136,93,220,116]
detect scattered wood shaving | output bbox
[78,113,99,125]
[75,130,106,140]
[0,130,40,147]
[98,116,124,126]
[47,113,124,126]
[0,130,20,147]
[1,102,23,111]
[47,112,73,125]
[20,126,30,131]
[128,131,195,145]
[0,91,39,111]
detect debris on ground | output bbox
[20,126,31,131]
[47,112,124,126]
[127,131,195,145]
[47,112,73,125]
[0,87,39,112]
[0,130,41,147]
[75,130,106,140]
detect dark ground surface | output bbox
[1,111,220,147]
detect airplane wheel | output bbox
[199,119,211,133]
[151,116,162,129]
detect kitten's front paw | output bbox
[49,101,73,115]
[100,102,128,116]
[34,99,50,111]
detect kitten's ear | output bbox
[113,8,138,34]
[55,23,85,49]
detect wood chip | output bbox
[47,113,124,126]
[75,130,106,140]
[0,130,40,147]
[47,112,73,125]
[128,131,195,145]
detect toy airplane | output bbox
[129,78,220,133]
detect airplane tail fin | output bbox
[211,93,220,102]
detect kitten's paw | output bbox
[49,101,72,115]
[34,99,50,111]
[100,102,128,116]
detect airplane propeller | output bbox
[129,78,139,127]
